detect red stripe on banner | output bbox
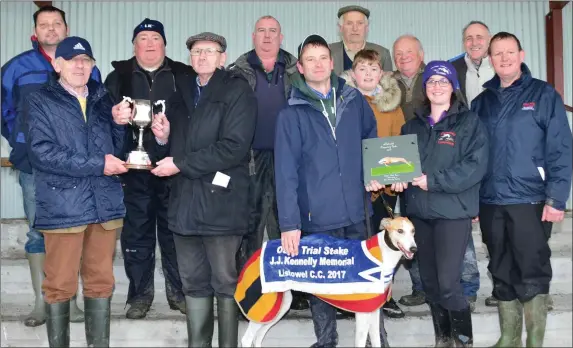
[320,289,389,313]
[261,292,284,322]
[365,236,378,252]
[238,248,261,283]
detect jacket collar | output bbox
[483,63,532,92]
[413,98,468,130]
[111,56,189,75]
[340,70,402,112]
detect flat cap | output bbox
[337,5,370,19]
[186,32,227,52]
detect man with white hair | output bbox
[329,5,393,75]
[25,36,127,347]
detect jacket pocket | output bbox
[191,174,249,232]
[47,178,80,189]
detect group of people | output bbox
[1,3,571,348]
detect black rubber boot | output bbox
[46,300,70,348]
[449,307,473,347]
[429,302,453,347]
[84,297,111,347]
[216,296,239,348]
[185,296,214,347]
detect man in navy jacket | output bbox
[472,32,572,347]
[0,5,99,328]
[26,36,126,348]
[274,34,385,347]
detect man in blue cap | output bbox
[1,5,100,327]
[25,36,127,348]
[104,18,192,319]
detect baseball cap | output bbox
[55,36,95,60]
[297,34,329,60]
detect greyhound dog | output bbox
[378,156,413,167]
[235,217,417,347]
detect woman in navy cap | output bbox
[385,60,488,347]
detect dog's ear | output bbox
[380,218,392,231]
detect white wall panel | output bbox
[53,1,549,80]
[0,1,38,219]
[563,2,572,210]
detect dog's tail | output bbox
[234,249,286,323]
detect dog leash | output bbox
[379,192,395,219]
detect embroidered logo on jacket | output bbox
[437,131,456,146]
[522,102,535,111]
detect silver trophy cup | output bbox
[122,96,166,170]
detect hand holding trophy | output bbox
[122,96,167,170]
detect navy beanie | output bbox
[132,18,166,45]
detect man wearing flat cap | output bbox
[104,17,192,320]
[151,31,257,347]
[25,36,127,347]
[329,5,393,75]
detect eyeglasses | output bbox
[426,79,450,87]
[190,48,222,56]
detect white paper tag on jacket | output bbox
[212,172,230,188]
[537,167,545,181]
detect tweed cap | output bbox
[337,5,370,19]
[186,32,227,52]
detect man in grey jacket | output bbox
[329,5,393,75]
[227,15,308,311]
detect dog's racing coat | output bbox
[235,234,392,323]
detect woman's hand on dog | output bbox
[281,229,301,257]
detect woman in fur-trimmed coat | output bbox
[340,48,406,319]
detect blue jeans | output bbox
[19,171,44,254]
[409,236,479,297]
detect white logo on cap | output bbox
[73,42,86,50]
[434,66,452,75]
[143,23,154,28]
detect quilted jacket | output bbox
[25,77,126,230]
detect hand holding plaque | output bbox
[122,96,166,170]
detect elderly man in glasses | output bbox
[151,32,257,347]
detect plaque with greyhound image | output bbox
[362,134,422,185]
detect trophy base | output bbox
[125,163,154,170]
[125,150,153,170]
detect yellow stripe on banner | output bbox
[247,292,280,322]
[316,292,379,301]
[369,245,382,263]
[235,256,261,303]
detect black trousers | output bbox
[479,203,552,302]
[411,217,471,310]
[174,234,242,298]
[121,171,183,305]
[305,221,388,347]
[237,150,280,271]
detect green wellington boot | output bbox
[84,297,111,347]
[185,296,214,347]
[24,253,47,327]
[216,297,239,348]
[524,295,549,347]
[46,300,70,348]
[493,299,523,347]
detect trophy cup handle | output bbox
[154,100,166,115]
[122,96,134,125]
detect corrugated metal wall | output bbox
[1,1,568,217]
[563,2,572,209]
[52,1,549,80]
[0,1,38,219]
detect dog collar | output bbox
[384,230,400,252]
